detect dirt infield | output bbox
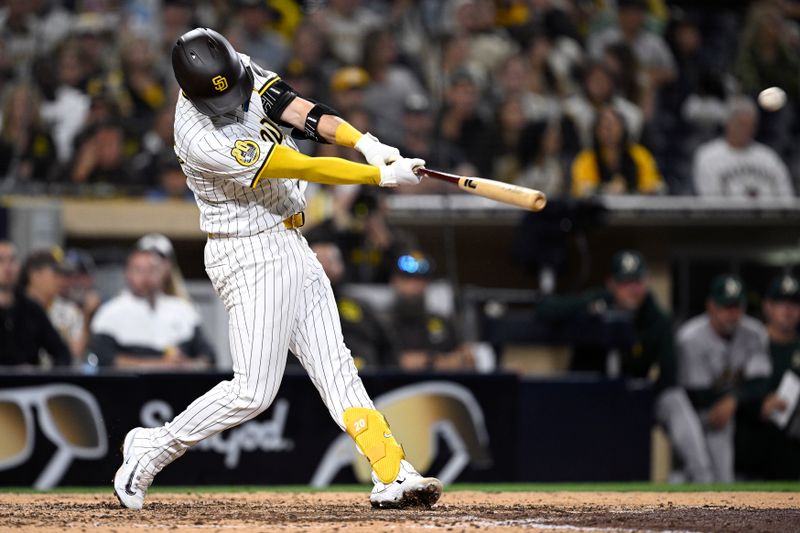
[1,491,799,533]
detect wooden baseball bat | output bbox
[414,167,547,211]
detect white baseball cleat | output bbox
[369,460,443,509]
[113,427,154,510]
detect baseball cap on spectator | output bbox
[610,250,647,282]
[765,274,800,303]
[709,274,746,307]
[330,67,370,94]
[136,233,174,260]
[393,250,434,278]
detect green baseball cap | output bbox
[765,274,800,303]
[709,274,746,306]
[610,250,647,282]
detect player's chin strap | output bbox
[343,407,404,484]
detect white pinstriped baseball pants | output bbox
[136,227,375,474]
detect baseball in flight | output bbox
[758,87,787,112]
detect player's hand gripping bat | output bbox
[413,167,547,211]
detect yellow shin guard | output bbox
[343,407,404,484]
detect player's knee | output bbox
[343,407,404,484]
[231,381,276,415]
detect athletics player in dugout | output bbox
[537,251,716,483]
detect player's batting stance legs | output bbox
[115,27,441,510]
[114,230,441,509]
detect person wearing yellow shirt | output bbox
[571,106,664,197]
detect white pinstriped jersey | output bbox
[174,54,306,236]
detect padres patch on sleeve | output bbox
[231,139,260,167]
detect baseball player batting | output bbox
[113,28,442,510]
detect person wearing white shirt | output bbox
[692,97,794,198]
[90,248,214,369]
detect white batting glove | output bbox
[355,132,401,166]
[378,157,425,187]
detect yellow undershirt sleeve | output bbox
[252,144,380,188]
[334,122,363,148]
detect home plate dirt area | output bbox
[1,491,798,532]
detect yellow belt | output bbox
[208,212,305,239]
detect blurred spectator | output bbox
[537,250,714,482]
[227,0,290,73]
[0,83,59,183]
[563,62,644,148]
[310,0,382,65]
[452,0,517,80]
[588,0,676,89]
[516,118,571,198]
[135,233,190,301]
[423,32,480,105]
[735,1,799,104]
[602,41,652,117]
[308,235,392,369]
[0,40,13,100]
[676,274,772,482]
[361,28,426,147]
[29,0,74,54]
[40,44,92,163]
[284,22,335,103]
[520,34,561,112]
[386,249,474,371]
[397,92,465,188]
[661,13,726,121]
[116,34,168,133]
[21,249,86,362]
[692,97,793,198]
[658,14,732,192]
[737,274,800,479]
[89,248,213,369]
[152,0,196,81]
[66,120,135,188]
[570,106,663,197]
[61,248,103,363]
[146,159,193,201]
[437,70,493,176]
[734,1,798,158]
[530,6,584,96]
[336,190,416,284]
[74,15,118,91]
[328,66,370,119]
[494,53,559,123]
[490,96,530,183]
[0,0,38,69]
[0,240,71,367]
[132,105,176,186]
[385,0,441,63]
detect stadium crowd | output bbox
[1,0,799,482]
[0,0,798,198]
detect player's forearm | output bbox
[280,97,362,147]
[255,144,379,187]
